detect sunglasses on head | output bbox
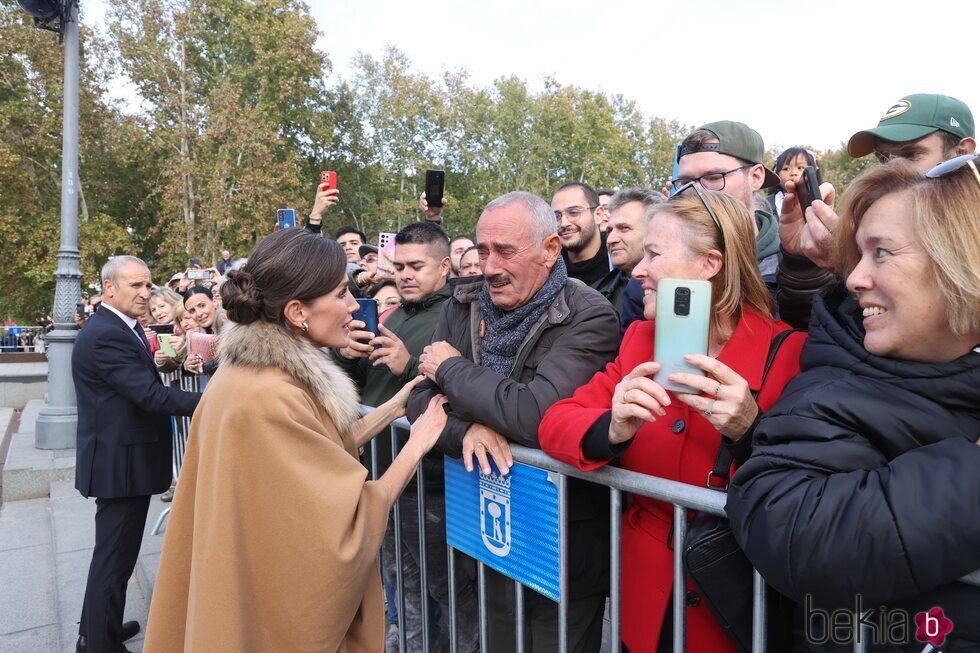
[669,182,727,253]
[925,153,980,187]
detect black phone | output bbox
[352,298,379,345]
[150,323,174,335]
[796,166,821,212]
[76,302,86,317]
[425,169,445,210]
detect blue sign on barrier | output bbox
[443,455,560,601]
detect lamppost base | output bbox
[35,405,78,450]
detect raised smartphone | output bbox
[353,298,379,344]
[157,333,177,357]
[320,170,337,191]
[425,169,445,209]
[653,279,712,393]
[187,269,212,281]
[276,208,297,229]
[376,232,396,276]
[796,165,821,212]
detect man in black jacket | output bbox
[336,222,480,652]
[407,191,619,652]
[73,256,201,653]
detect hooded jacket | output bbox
[728,283,980,652]
[144,320,389,652]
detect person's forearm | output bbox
[348,400,402,450]
[376,440,426,510]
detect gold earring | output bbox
[302,321,309,332]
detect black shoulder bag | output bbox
[681,329,801,653]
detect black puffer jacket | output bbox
[727,283,980,652]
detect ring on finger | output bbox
[704,399,716,416]
[714,383,722,396]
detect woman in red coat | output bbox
[539,187,805,652]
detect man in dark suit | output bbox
[73,255,201,653]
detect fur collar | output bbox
[218,320,361,432]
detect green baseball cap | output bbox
[847,94,975,157]
[682,120,780,189]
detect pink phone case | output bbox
[377,232,396,275]
[187,332,218,362]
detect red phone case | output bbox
[320,170,337,191]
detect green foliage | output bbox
[0,2,879,322]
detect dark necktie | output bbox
[133,323,151,352]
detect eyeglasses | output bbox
[670,182,727,253]
[873,150,897,165]
[925,153,980,187]
[553,205,597,221]
[670,164,753,192]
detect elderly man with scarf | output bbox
[407,191,619,652]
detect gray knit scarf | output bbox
[479,258,568,376]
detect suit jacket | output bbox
[73,307,201,498]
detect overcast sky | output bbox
[82,0,979,152]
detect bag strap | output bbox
[705,328,803,491]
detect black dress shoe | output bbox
[76,621,140,651]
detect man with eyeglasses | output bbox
[551,182,611,288]
[596,188,615,233]
[334,221,480,652]
[620,121,801,331]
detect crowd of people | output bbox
[70,92,980,653]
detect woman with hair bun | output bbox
[144,228,450,652]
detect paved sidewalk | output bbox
[0,480,169,652]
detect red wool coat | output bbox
[539,308,805,652]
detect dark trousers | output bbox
[79,496,151,653]
[485,568,606,653]
[381,486,480,652]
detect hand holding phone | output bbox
[320,170,338,191]
[424,170,445,213]
[795,166,821,213]
[353,298,379,345]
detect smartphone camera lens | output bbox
[674,287,691,317]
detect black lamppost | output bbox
[17,0,82,449]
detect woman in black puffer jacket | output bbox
[727,158,980,652]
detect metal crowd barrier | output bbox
[0,326,46,353]
[369,413,980,653]
[151,370,203,535]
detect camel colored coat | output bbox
[144,320,390,652]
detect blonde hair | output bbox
[836,159,980,336]
[650,190,774,339]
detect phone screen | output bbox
[276,208,297,229]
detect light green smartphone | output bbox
[653,278,711,393]
[157,333,177,357]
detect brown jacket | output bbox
[144,320,389,652]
